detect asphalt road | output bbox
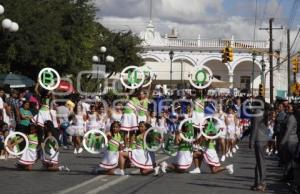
[0,140,289,194]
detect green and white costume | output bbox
[99,133,122,169]
[18,134,38,165]
[172,132,193,170]
[129,134,154,170]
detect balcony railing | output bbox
[159,38,269,49]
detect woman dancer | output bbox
[225,107,238,158]
[41,121,70,171]
[97,121,123,175]
[214,103,227,162]
[158,123,194,173]
[116,122,158,175]
[66,103,86,154]
[16,124,39,171]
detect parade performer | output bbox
[97,121,123,175]
[158,122,194,173]
[189,122,234,174]
[120,95,139,150]
[148,111,157,128]
[225,107,238,157]
[214,103,227,162]
[105,103,123,133]
[86,105,101,131]
[66,103,86,154]
[41,121,70,171]
[31,98,59,130]
[192,97,205,127]
[16,124,39,171]
[137,90,149,123]
[116,122,159,175]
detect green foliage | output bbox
[93,30,144,77]
[0,0,143,80]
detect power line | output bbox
[253,0,258,40]
[273,0,283,18]
[288,0,300,27]
[261,0,267,23]
[291,27,300,51]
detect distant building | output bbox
[138,21,288,101]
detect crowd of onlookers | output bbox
[0,85,299,192]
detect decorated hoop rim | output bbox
[200,116,225,140]
[42,136,59,160]
[4,132,29,156]
[178,118,202,143]
[82,129,108,154]
[189,66,213,89]
[143,127,164,152]
[38,67,61,91]
[141,67,155,88]
[120,66,145,90]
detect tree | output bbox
[0,0,143,82]
[93,28,144,78]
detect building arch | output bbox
[172,55,197,66]
[233,60,261,93]
[232,57,262,72]
[139,54,163,63]
[198,56,231,72]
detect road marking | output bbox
[56,175,108,194]
[85,155,170,194]
[86,175,130,194]
[57,155,170,194]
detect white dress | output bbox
[105,112,123,132]
[31,109,59,128]
[215,112,227,139]
[226,114,236,140]
[66,114,86,136]
[87,113,100,131]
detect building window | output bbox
[240,76,251,92]
[214,75,221,80]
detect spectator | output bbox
[18,101,33,134]
[56,100,74,148]
[3,104,16,131]
[249,97,269,191]
[280,104,298,183]
[0,88,5,121]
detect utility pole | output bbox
[287,29,291,97]
[259,18,283,104]
[269,18,274,104]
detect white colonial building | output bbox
[138,21,288,101]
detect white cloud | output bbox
[95,0,300,51]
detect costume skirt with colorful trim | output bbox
[99,150,119,169]
[18,148,37,165]
[172,151,193,170]
[129,149,154,170]
[204,148,220,167]
[120,113,138,131]
[41,148,59,165]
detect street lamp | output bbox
[169,50,174,90]
[260,57,266,85]
[92,46,114,79]
[0,5,4,15]
[0,5,19,32]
